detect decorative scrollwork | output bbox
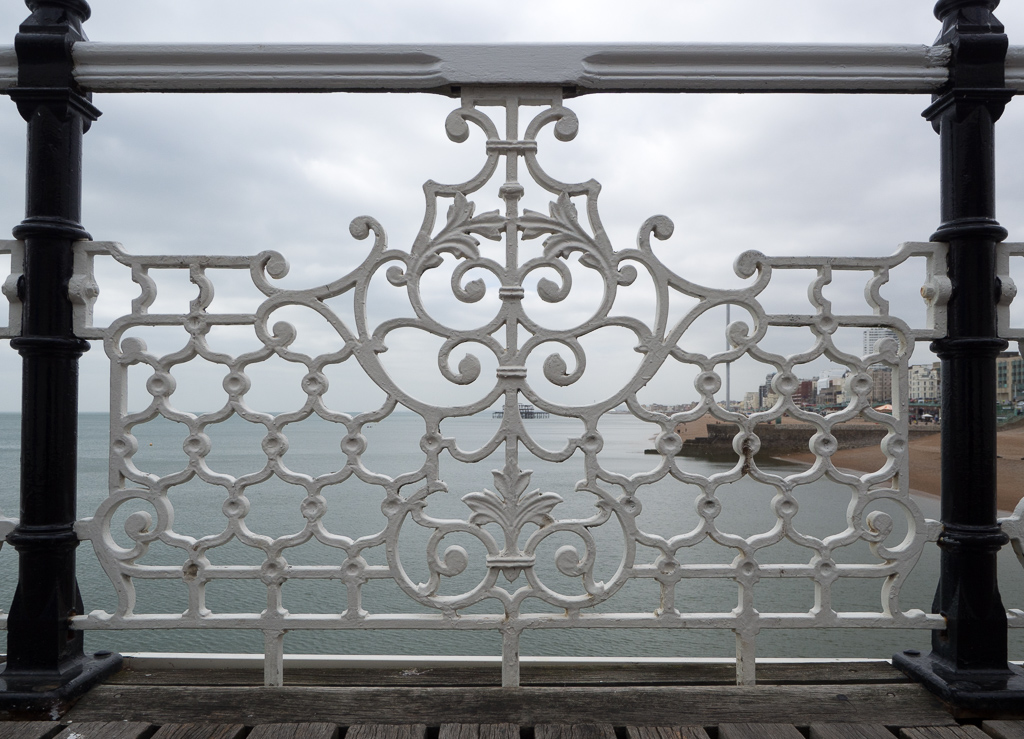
[65,87,961,685]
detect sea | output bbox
[0,411,1021,661]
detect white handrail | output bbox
[0,42,955,94]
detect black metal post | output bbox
[893,0,1024,716]
[0,0,120,714]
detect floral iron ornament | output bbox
[40,87,964,687]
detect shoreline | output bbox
[769,456,950,513]
[669,414,1024,515]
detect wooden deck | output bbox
[1,662,1022,738]
[0,723,1022,739]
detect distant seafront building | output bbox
[908,362,941,402]
[903,354,1022,405]
[995,351,1024,405]
[650,350,1019,413]
[868,366,892,405]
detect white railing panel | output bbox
[60,89,956,686]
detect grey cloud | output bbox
[1,2,1022,413]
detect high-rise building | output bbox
[863,327,898,358]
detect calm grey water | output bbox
[0,412,1021,660]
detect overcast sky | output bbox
[2,0,1024,415]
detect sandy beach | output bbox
[671,415,1024,514]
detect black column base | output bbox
[0,651,122,717]
[893,649,1024,718]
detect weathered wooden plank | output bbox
[440,724,485,739]
[439,724,518,739]
[626,727,712,739]
[719,724,804,739]
[536,725,616,739]
[107,662,908,688]
[55,723,155,739]
[809,724,896,739]
[983,722,1024,739]
[0,724,63,739]
[346,725,427,739]
[64,684,956,726]
[753,663,905,683]
[751,663,908,686]
[149,725,247,739]
[247,724,340,739]
[901,728,990,739]
[479,725,521,739]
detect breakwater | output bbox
[647,422,940,458]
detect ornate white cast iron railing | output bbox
[2,87,1023,687]
[2,1,1024,712]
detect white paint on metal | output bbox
[61,89,954,688]
[0,507,16,616]
[264,629,285,687]
[0,42,954,94]
[0,240,22,340]
[1004,505,1024,588]
[1006,46,1024,92]
[0,517,15,544]
[735,628,757,686]
[0,45,13,90]
[70,43,950,94]
[117,652,898,669]
[0,234,19,574]
[997,242,1024,344]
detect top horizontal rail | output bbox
[0,42,970,94]
[1006,45,1024,90]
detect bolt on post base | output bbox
[893,649,1024,719]
[0,651,122,718]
